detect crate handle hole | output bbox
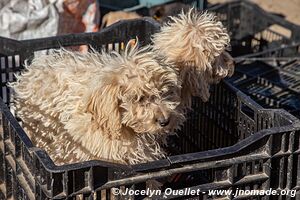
[269,24,292,39]
[241,103,255,120]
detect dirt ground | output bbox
[208,0,300,25]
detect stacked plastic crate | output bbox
[209,1,300,119]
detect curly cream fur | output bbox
[10,44,185,165]
[152,9,234,109]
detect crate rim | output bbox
[0,17,161,56]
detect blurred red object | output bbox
[58,0,100,35]
[58,0,100,51]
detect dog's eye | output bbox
[162,91,174,98]
[150,95,156,101]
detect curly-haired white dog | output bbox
[152,9,234,110]
[10,9,233,166]
[10,44,185,165]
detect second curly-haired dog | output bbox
[152,9,234,111]
[10,44,184,165]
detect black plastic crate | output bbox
[226,59,300,118]
[209,1,300,57]
[1,18,300,199]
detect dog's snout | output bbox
[157,117,170,127]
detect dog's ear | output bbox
[87,80,122,138]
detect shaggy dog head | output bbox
[87,44,184,138]
[152,9,234,103]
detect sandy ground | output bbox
[208,0,300,25]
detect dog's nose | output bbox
[157,117,170,127]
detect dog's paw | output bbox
[209,51,235,84]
